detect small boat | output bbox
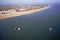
[14,27,21,31]
[14,27,22,32]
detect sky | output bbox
[0,0,60,5]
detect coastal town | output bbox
[0,4,50,14]
[0,4,50,20]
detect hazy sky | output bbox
[0,0,60,5]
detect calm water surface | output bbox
[0,3,60,40]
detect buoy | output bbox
[49,27,53,32]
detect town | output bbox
[0,4,49,14]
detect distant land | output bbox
[0,3,49,6]
[0,4,50,20]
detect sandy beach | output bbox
[0,6,50,20]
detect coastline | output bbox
[0,5,50,20]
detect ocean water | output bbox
[0,3,60,40]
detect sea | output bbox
[0,3,60,40]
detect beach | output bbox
[0,5,50,20]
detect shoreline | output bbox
[0,5,50,20]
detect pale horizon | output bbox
[0,0,60,6]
